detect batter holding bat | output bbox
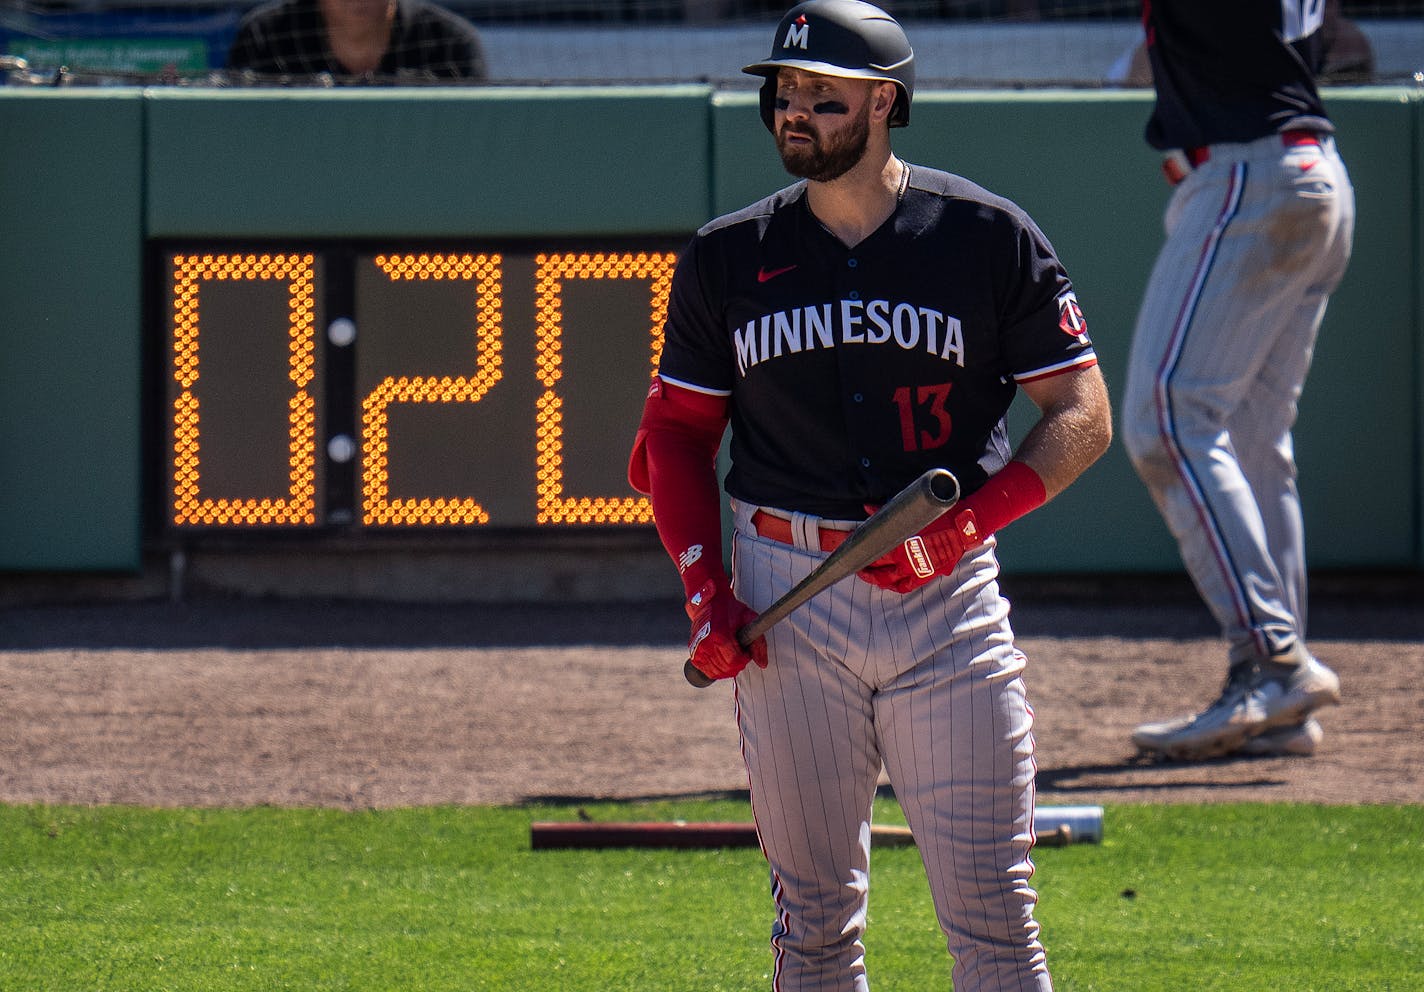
[627,2,1110,988]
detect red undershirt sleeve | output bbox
[628,378,731,598]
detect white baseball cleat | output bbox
[1234,717,1324,757]
[1253,652,1342,725]
[1132,662,1264,760]
[1132,654,1341,761]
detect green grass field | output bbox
[1,800,1420,991]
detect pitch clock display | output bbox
[163,243,681,531]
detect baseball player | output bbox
[1122,0,1354,761]
[626,2,1111,988]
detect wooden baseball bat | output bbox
[685,467,961,687]
[529,820,917,849]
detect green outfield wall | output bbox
[0,91,145,571]
[1,86,1419,578]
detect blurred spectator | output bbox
[1319,0,1376,82]
[227,0,488,82]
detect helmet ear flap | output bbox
[758,76,778,132]
[888,84,910,127]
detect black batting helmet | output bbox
[743,0,915,131]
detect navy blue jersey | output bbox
[657,165,1097,520]
[1143,0,1332,150]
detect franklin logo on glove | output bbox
[904,536,934,578]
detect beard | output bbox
[775,101,872,183]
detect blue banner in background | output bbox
[0,7,247,75]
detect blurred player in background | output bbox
[1122,0,1354,762]
[628,1,1111,987]
[1112,0,1375,87]
[227,0,487,82]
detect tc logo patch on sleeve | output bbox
[1057,292,1088,342]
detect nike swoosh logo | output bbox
[757,264,798,283]
[1301,160,1319,172]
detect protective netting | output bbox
[1,0,1419,88]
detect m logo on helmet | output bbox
[783,14,810,50]
[743,0,915,132]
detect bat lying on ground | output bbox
[530,820,917,849]
[529,805,1103,849]
[685,467,961,687]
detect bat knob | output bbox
[683,658,715,688]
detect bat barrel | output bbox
[925,468,960,505]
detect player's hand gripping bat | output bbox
[684,468,961,687]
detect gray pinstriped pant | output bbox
[1122,133,1355,665]
[729,500,1051,991]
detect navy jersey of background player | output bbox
[658,166,1096,520]
[1142,0,1333,150]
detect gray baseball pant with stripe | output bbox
[729,500,1051,991]
[1122,133,1354,665]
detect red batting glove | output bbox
[857,508,984,594]
[685,577,769,681]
